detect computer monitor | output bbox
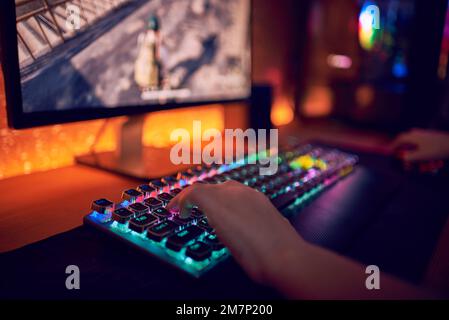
[0,0,251,179]
[0,0,251,129]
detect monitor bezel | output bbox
[0,0,252,129]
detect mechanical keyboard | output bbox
[84,144,358,277]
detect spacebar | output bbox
[270,190,301,209]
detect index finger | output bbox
[166,183,216,218]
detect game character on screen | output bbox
[134,15,162,91]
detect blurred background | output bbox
[1,0,448,180]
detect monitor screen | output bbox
[4,0,251,126]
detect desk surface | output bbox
[0,165,141,253]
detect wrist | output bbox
[261,234,308,290]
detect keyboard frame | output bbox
[84,214,229,277]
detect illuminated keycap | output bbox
[91,198,114,214]
[122,189,143,203]
[186,241,212,261]
[166,226,204,251]
[129,214,157,233]
[112,208,133,224]
[157,192,173,205]
[147,220,178,242]
[137,185,156,198]
[203,232,224,250]
[128,202,149,217]
[152,207,172,219]
[144,197,163,210]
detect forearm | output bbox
[266,239,434,299]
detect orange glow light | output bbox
[271,96,294,126]
[301,86,333,117]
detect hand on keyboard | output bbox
[391,128,449,162]
[168,180,433,299]
[166,180,303,284]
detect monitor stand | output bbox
[75,115,193,181]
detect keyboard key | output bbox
[128,214,157,233]
[221,173,233,181]
[128,202,149,217]
[149,179,168,192]
[191,208,204,218]
[122,189,143,203]
[137,185,156,198]
[170,188,182,197]
[186,241,212,261]
[212,174,227,183]
[197,218,212,231]
[233,176,246,183]
[152,207,172,219]
[178,171,194,181]
[161,176,178,186]
[144,197,163,210]
[202,177,217,184]
[270,189,300,209]
[112,208,134,224]
[166,225,204,251]
[147,220,178,242]
[203,232,224,250]
[157,192,173,205]
[228,169,241,179]
[91,198,114,214]
[172,214,195,227]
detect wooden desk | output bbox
[0,165,142,252]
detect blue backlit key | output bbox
[91,198,114,214]
[149,179,168,192]
[112,207,133,224]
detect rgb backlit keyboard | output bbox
[84,144,358,277]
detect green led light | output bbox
[177,230,189,238]
[212,248,228,259]
[190,243,201,250]
[290,161,301,170]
